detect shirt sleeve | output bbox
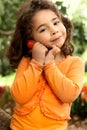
[11,57,43,105]
[44,57,85,103]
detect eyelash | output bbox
[40,28,46,33]
[53,21,59,25]
[39,21,60,33]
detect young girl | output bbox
[6,0,84,130]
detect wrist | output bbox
[35,59,45,66]
[31,59,44,67]
[44,59,54,65]
[45,56,54,65]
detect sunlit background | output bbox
[52,0,87,19]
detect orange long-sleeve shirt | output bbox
[10,55,84,130]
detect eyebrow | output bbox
[36,17,58,31]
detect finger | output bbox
[51,47,61,56]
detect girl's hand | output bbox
[45,45,60,64]
[32,42,48,65]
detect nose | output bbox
[50,27,58,35]
[52,30,58,35]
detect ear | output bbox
[27,40,35,49]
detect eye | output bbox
[53,20,59,25]
[39,27,47,33]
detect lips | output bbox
[51,36,62,42]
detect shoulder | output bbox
[17,56,31,69]
[66,55,85,69]
[19,56,31,64]
[67,55,84,63]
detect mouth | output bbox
[51,36,62,42]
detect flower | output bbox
[81,86,87,101]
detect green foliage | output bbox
[0,0,24,76]
[71,0,87,55]
[0,72,15,86]
[72,19,87,55]
[0,86,15,114]
[0,0,24,30]
[71,93,87,119]
[84,72,87,85]
[85,62,87,72]
[55,1,67,14]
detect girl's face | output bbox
[32,9,66,49]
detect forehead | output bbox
[32,9,58,27]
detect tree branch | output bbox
[0,30,14,35]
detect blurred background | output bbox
[0,0,87,129]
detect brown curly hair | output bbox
[6,0,74,69]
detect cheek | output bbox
[33,33,50,43]
[40,35,51,46]
[62,26,66,39]
[32,33,40,42]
